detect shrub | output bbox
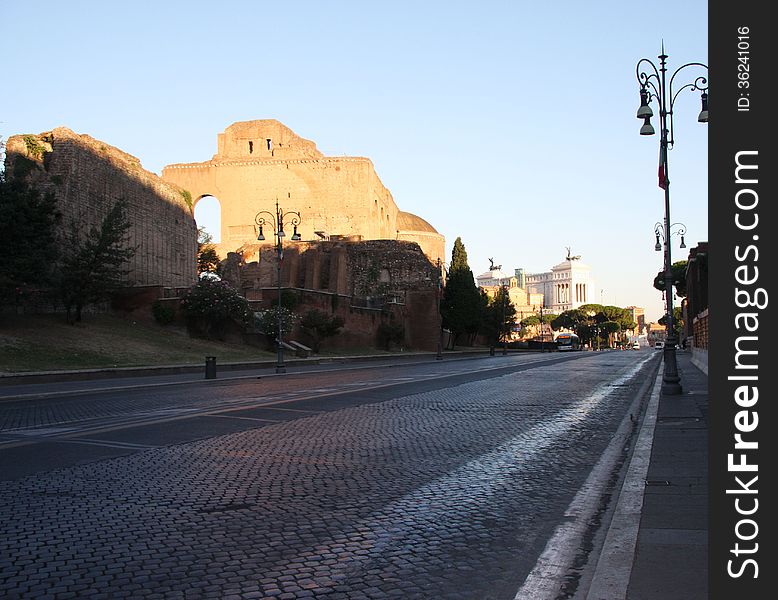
[151,300,176,325]
[179,279,252,339]
[254,306,299,350]
[271,289,300,310]
[300,309,345,353]
[377,321,405,350]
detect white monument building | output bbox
[475,259,517,289]
[525,248,595,313]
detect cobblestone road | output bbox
[0,352,656,599]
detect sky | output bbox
[0,0,708,323]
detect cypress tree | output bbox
[440,237,483,347]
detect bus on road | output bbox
[556,333,581,351]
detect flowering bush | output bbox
[179,279,252,339]
[254,306,299,349]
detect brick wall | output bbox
[5,128,198,290]
[222,239,442,351]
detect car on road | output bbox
[654,341,665,349]
[632,341,641,350]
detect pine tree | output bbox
[57,200,136,323]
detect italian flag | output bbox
[658,146,668,190]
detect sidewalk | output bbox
[587,349,708,599]
[628,350,708,598]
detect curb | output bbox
[0,350,499,386]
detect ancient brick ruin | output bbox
[4,122,444,350]
[220,239,442,351]
[161,120,445,266]
[4,128,198,291]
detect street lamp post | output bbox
[654,222,687,253]
[255,197,302,374]
[501,283,508,355]
[538,303,544,353]
[436,258,444,360]
[654,220,687,348]
[636,45,707,395]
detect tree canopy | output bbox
[439,237,483,347]
[551,304,637,348]
[480,286,517,346]
[653,260,688,297]
[57,200,136,323]
[658,306,684,339]
[197,226,221,275]
[0,175,61,305]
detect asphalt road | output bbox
[0,350,659,599]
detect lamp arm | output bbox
[280,211,301,229]
[254,211,277,231]
[636,58,661,90]
[668,63,708,98]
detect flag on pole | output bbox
[658,146,668,190]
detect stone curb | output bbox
[0,349,508,385]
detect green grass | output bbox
[0,313,276,373]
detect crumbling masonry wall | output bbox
[222,239,442,351]
[4,128,198,289]
[161,120,445,266]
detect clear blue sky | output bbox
[1,0,708,323]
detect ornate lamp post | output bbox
[654,222,687,253]
[255,197,301,374]
[636,44,707,395]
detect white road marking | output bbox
[513,355,656,599]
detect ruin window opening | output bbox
[248,141,254,154]
[194,195,222,244]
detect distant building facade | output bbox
[683,241,708,373]
[524,251,595,313]
[625,306,646,335]
[646,322,666,344]
[475,261,543,325]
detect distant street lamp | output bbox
[255,197,302,374]
[538,303,545,353]
[501,283,508,355]
[636,44,707,395]
[654,222,687,252]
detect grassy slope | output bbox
[0,314,275,373]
